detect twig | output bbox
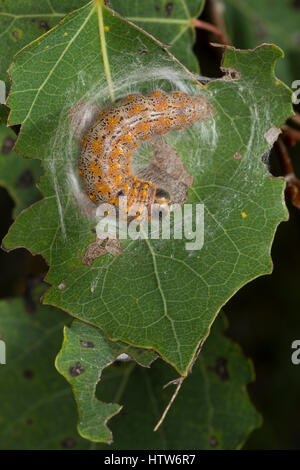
[191,18,231,45]
[153,376,184,432]
[281,125,300,144]
[275,136,300,209]
[153,340,205,432]
[289,113,300,127]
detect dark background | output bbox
[196,0,300,450]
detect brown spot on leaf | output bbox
[61,437,76,449]
[213,357,229,381]
[80,340,95,348]
[26,418,33,426]
[165,2,173,16]
[2,136,15,154]
[69,362,85,377]
[254,20,267,40]
[220,66,242,81]
[17,169,34,188]
[209,435,218,447]
[11,29,22,40]
[233,152,242,160]
[82,237,123,265]
[39,20,50,31]
[23,369,35,380]
[292,0,300,8]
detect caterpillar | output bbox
[78,90,214,212]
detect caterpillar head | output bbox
[114,183,171,221]
[154,188,171,206]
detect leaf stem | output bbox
[276,136,300,210]
[153,376,184,432]
[191,18,231,45]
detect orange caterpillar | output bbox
[79,90,213,211]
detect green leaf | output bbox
[0,0,203,91]
[4,0,293,374]
[0,0,89,89]
[57,313,260,448]
[222,0,300,84]
[109,0,205,72]
[56,320,156,443]
[0,285,97,449]
[0,124,43,217]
